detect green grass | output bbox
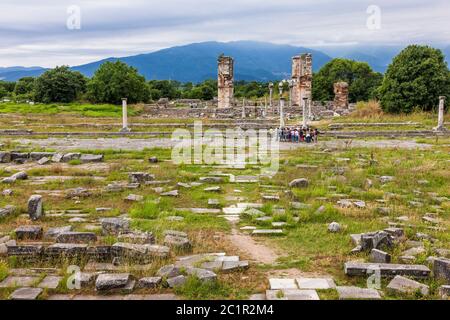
[174,276,250,300]
[0,102,141,117]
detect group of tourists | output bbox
[275,126,319,143]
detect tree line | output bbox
[1,45,449,113]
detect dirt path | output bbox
[225,228,284,265]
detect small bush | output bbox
[351,100,383,119]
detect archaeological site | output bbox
[0,1,449,314]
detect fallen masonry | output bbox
[386,276,429,296]
[344,262,431,278]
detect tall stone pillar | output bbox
[333,82,349,109]
[217,55,234,108]
[302,97,308,128]
[434,96,447,131]
[269,83,274,108]
[120,98,130,132]
[280,98,285,129]
[291,53,312,107]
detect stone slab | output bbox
[345,262,431,278]
[336,286,381,300]
[296,277,336,290]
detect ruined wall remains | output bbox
[333,82,349,109]
[291,53,312,107]
[217,55,234,108]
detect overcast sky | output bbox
[0,0,449,67]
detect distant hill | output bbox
[1,41,449,82]
[70,41,332,82]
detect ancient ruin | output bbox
[434,96,447,131]
[333,81,349,110]
[291,54,313,107]
[217,55,234,109]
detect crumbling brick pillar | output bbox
[333,81,349,109]
[217,55,234,108]
[291,53,312,107]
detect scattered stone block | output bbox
[387,276,429,296]
[0,151,11,163]
[433,258,450,282]
[44,226,72,239]
[0,276,40,288]
[137,277,162,289]
[269,278,297,290]
[164,234,192,251]
[15,225,43,240]
[95,273,134,292]
[38,275,62,289]
[199,177,223,183]
[125,194,144,202]
[10,287,43,300]
[281,289,320,300]
[118,231,154,245]
[167,275,186,288]
[439,285,450,298]
[328,222,341,233]
[56,232,97,244]
[7,245,43,258]
[51,153,63,163]
[296,278,336,290]
[45,243,88,258]
[101,218,130,235]
[80,154,104,163]
[11,171,28,180]
[28,195,44,221]
[157,265,182,278]
[204,186,221,192]
[370,249,392,263]
[337,286,381,300]
[360,231,393,251]
[62,153,81,162]
[37,157,51,165]
[161,190,179,197]
[129,172,154,183]
[186,267,217,282]
[252,229,283,236]
[289,178,309,188]
[222,261,249,272]
[344,262,431,278]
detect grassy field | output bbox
[0,107,449,300]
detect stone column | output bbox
[269,83,274,108]
[217,55,234,108]
[308,99,312,120]
[242,99,246,119]
[434,96,447,131]
[333,82,349,109]
[120,98,130,132]
[302,97,308,128]
[278,82,284,115]
[289,82,294,107]
[280,98,285,129]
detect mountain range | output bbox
[0,41,449,83]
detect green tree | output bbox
[0,85,7,99]
[34,66,86,103]
[87,61,148,104]
[312,58,382,103]
[14,77,35,99]
[378,45,450,113]
[147,80,180,100]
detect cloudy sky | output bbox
[0,0,449,67]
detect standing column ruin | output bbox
[279,98,285,129]
[120,98,130,132]
[333,82,349,110]
[434,96,447,131]
[291,53,312,107]
[269,83,274,109]
[217,55,234,109]
[302,97,308,128]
